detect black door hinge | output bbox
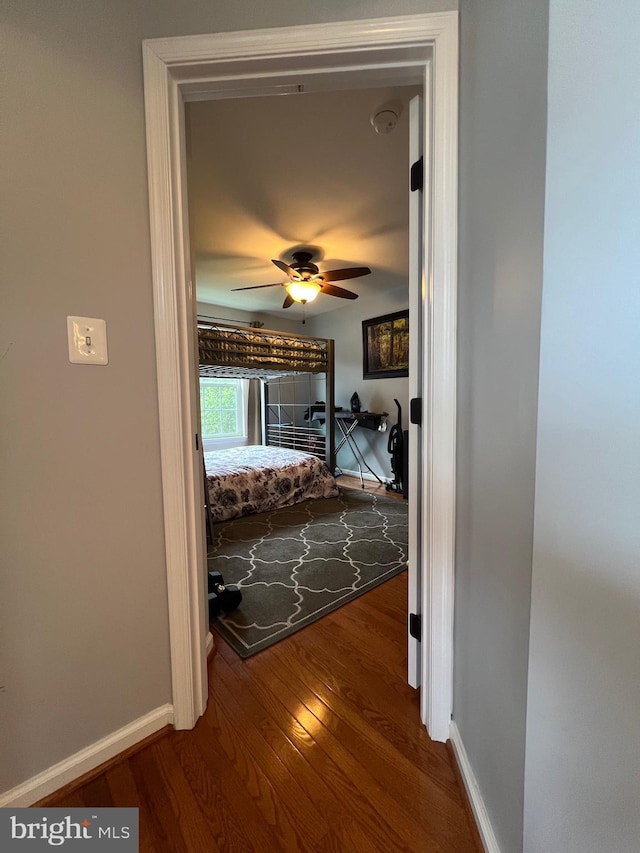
[409,613,422,641]
[410,397,422,426]
[195,433,199,451]
[410,157,424,192]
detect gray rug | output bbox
[207,487,408,658]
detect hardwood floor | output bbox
[45,574,480,852]
[337,472,406,500]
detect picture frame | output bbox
[362,310,409,379]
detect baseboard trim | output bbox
[336,468,387,484]
[449,721,501,853]
[0,704,174,807]
[206,631,214,658]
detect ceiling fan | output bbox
[231,251,371,309]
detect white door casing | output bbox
[407,90,425,690]
[142,12,458,742]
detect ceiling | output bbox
[186,85,417,319]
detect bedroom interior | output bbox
[187,85,414,652]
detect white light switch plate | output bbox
[67,316,108,365]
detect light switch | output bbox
[67,316,108,365]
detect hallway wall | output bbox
[454,1,549,851]
[524,1,640,850]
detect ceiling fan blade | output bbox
[320,283,359,300]
[230,282,283,291]
[319,266,371,283]
[272,259,298,279]
[282,294,295,309]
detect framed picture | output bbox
[362,310,409,379]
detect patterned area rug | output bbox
[208,487,408,658]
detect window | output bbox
[199,378,245,439]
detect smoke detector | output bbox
[370,104,401,135]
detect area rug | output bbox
[207,487,408,658]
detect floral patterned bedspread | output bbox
[204,445,338,523]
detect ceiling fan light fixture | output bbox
[231,251,369,306]
[286,281,322,303]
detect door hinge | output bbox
[410,157,424,192]
[410,397,422,426]
[195,433,199,451]
[409,613,422,641]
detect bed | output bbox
[204,445,339,523]
[198,320,338,526]
[198,319,336,472]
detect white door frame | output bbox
[407,90,426,691]
[142,12,458,741]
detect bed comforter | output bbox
[204,445,338,523]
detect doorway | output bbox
[186,84,415,485]
[188,81,414,670]
[142,12,458,741]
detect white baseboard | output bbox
[0,704,174,808]
[206,631,214,657]
[449,721,501,853]
[337,468,388,484]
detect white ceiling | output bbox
[186,85,417,319]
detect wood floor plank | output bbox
[206,655,331,849]
[211,644,399,852]
[175,725,282,852]
[339,477,405,501]
[244,647,450,852]
[43,567,481,853]
[311,617,412,713]
[263,640,475,852]
[104,761,158,853]
[147,738,226,852]
[311,597,409,685]
[347,582,409,636]
[128,748,190,853]
[168,730,254,853]
[324,602,408,673]
[290,616,462,799]
[52,790,86,808]
[348,593,407,639]
[240,650,427,852]
[284,628,453,784]
[201,684,325,852]
[80,774,114,808]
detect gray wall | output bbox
[307,288,409,479]
[2,1,173,794]
[1,0,454,795]
[196,301,301,334]
[524,2,640,851]
[454,1,549,851]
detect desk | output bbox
[325,411,388,488]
